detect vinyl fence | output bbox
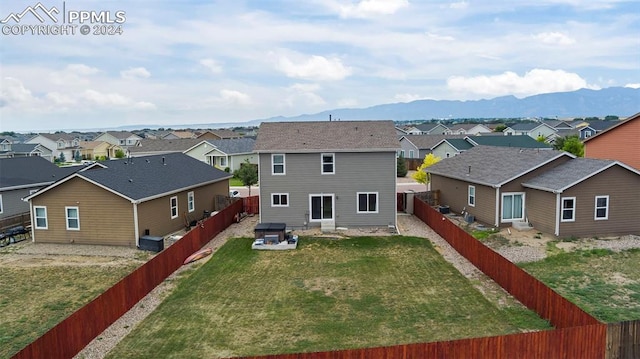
[12,199,243,359]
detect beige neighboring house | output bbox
[25,153,232,247]
[26,133,80,161]
[94,131,142,148]
[196,129,242,140]
[128,138,202,157]
[79,141,123,160]
[162,130,196,139]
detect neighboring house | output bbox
[254,120,399,231]
[0,157,72,220]
[26,133,80,161]
[428,146,640,237]
[415,122,449,135]
[427,146,574,228]
[10,143,54,161]
[196,129,242,140]
[431,135,552,160]
[445,123,492,135]
[397,125,422,135]
[503,122,557,141]
[578,120,619,140]
[542,119,575,130]
[162,130,196,139]
[79,141,123,160]
[583,113,640,170]
[25,153,232,247]
[94,131,142,147]
[128,138,202,157]
[183,138,257,172]
[398,135,465,159]
[521,158,640,237]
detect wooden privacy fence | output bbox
[607,319,640,359]
[244,195,260,214]
[12,200,243,359]
[413,198,600,329]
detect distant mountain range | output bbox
[253,87,640,125]
[112,86,640,131]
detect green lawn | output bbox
[521,247,640,323]
[108,236,550,358]
[0,264,140,358]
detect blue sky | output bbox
[1,0,639,132]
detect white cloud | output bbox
[120,67,151,80]
[449,1,469,10]
[82,89,156,109]
[426,32,455,41]
[339,0,409,18]
[624,83,640,89]
[50,64,100,86]
[277,55,352,81]
[45,92,77,106]
[219,89,251,105]
[394,93,424,102]
[283,83,326,107]
[65,64,100,76]
[0,77,36,104]
[447,69,600,97]
[289,83,321,92]
[533,32,576,45]
[199,58,223,74]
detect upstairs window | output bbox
[272,154,285,175]
[321,153,335,174]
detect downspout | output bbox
[133,202,140,247]
[554,193,560,236]
[494,187,500,227]
[29,201,35,243]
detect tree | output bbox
[235,159,258,196]
[494,124,507,132]
[561,136,584,157]
[604,115,619,121]
[397,154,408,177]
[74,150,81,162]
[536,135,547,143]
[115,149,126,158]
[58,152,66,163]
[412,153,441,190]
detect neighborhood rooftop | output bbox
[0,157,69,189]
[29,153,231,202]
[522,158,639,193]
[204,137,255,154]
[465,135,552,148]
[426,146,572,187]
[254,120,399,152]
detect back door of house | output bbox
[310,194,334,221]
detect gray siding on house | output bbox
[557,166,640,237]
[1,188,40,219]
[398,139,419,159]
[259,152,396,229]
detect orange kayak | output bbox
[183,247,213,265]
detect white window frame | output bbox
[409,150,414,158]
[219,156,227,167]
[0,194,3,214]
[187,191,195,213]
[561,196,576,222]
[65,206,80,230]
[272,154,285,175]
[321,153,335,175]
[468,185,476,207]
[357,192,379,214]
[309,194,334,222]
[584,130,592,138]
[501,192,525,223]
[594,195,609,220]
[271,193,289,207]
[170,196,178,219]
[400,150,405,157]
[34,206,48,229]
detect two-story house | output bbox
[254,121,399,231]
[94,131,142,149]
[503,122,557,141]
[26,133,81,161]
[184,138,257,172]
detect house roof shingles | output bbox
[129,138,203,153]
[426,146,570,187]
[402,134,466,149]
[68,153,230,201]
[205,138,255,155]
[466,135,552,148]
[0,157,68,189]
[254,120,399,152]
[521,158,635,193]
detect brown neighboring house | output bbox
[25,153,232,247]
[427,146,639,237]
[583,112,640,170]
[197,129,242,140]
